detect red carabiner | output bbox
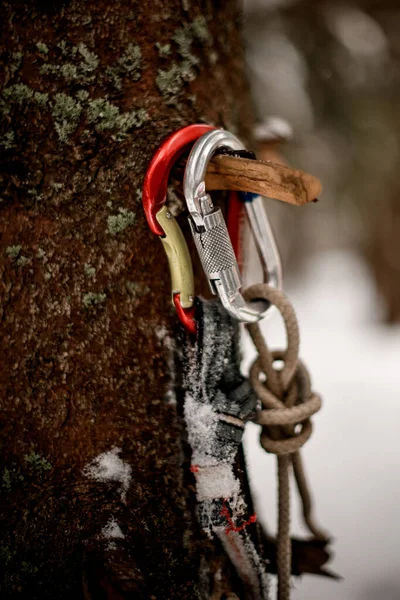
[143,124,216,237]
[143,124,215,334]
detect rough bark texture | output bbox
[0,1,254,598]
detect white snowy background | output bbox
[242,250,400,600]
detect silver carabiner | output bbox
[183,128,283,323]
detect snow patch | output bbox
[101,517,125,541]
[155,324,177,405]
[184,393,219,467]
[194,464,240,501]
[155,325,169,341]
[83,447,132,503]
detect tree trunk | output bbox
[0,1,254,598]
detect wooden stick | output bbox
[205,155,321,206]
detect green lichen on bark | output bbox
[36,42,49,55]
[38,40,141,91]
[84,263,96,278]
[106,44,142,90]
[1,41,146,146]
[1,84,48,110]
[20,562,38,576]
[82,292,106,307]
[0,131,15,148]
[1,465,24,492]
[86,98,148,139]
[1,453,52,494]
[156,16,212,103]
[39,42,99,84]
[10,52,23,77]
[107,208,136,234]
[6,245,22,259]
[16,255,29,267]
[155,42,171,57]
[76,42,99,79]
[5,244,29,267]
[2,469,13,493]
[76,89,89,102]
[51,93,82,142]
[24,453,52,475]
[156,65,185,102]
[3,83,32,103]
[191,15,211,43]
[125,281,151,299]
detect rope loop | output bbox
[243,283,329,600]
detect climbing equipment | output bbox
[144,125,331,599]
[143,125,282,334]
[184,129,282,323]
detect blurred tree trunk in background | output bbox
[244,0,400,323]
[0,1,254,598]
[365,189,400,323]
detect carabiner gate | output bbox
[183,129,283,323]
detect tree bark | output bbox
[0,1,254,598]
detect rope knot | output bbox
[243,283,321,457]
[251,350,321,455]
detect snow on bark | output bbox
[83,447,132,503]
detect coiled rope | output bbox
[244,284,329,600]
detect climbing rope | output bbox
[244,283,329,600]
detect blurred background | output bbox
[241,1,400,598]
